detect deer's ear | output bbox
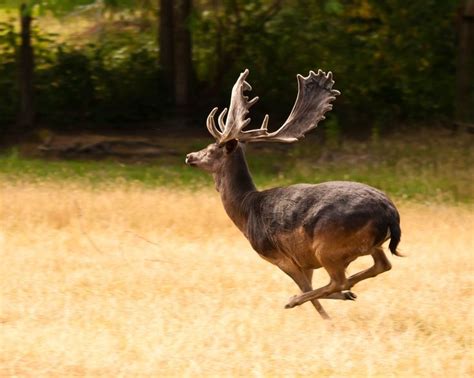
[224,139,238,154]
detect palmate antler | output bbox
[207,69,340,145]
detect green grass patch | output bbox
[1,129,472,203]
[0,148,209,188]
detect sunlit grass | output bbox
[1,182,472,376]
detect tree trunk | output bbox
[173,0,193,108]
[159,0,174,93]
[456,0,474,128]
[17,3,35,133]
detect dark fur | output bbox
[244,182,400,258]
[211,145,401,260]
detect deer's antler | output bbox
[206,69,340,144]
[207,69,261,144]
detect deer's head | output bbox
[185,139,239,173]
[186,69,340,173]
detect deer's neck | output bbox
[213,146,257,233]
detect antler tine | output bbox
[206,107,222,140]
[261,114,269,130]
[217,108,228,132]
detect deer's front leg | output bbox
[277,262,330,319]
[285,266,348,309]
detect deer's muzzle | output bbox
[185,153,198,166]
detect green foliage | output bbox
[37,42,167,124]
[0,0,461,131]
[192,0,459,130]
[0,16,168,127]
[0,0,146,15]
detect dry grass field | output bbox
[1,182,473,377]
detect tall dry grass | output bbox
[1,183,473,376]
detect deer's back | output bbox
[244,181,399,265]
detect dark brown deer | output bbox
[185,69,401,319]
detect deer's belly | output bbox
[251,226,323,269]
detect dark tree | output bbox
[456,0,474,128]
[159,0,174,91]
[17,3,35,134]
[158,0,193,108]
[173,0,193,107]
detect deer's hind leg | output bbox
[346,247,392,289]
[304,269,357,301]
[285,247,392,308]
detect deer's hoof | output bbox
[285,295,300,309]
[344,291,357,300]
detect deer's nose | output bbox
[185,153,196,165]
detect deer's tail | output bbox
[388,218,402,257]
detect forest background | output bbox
[0,0,471,142]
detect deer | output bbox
[185,69,401,319]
